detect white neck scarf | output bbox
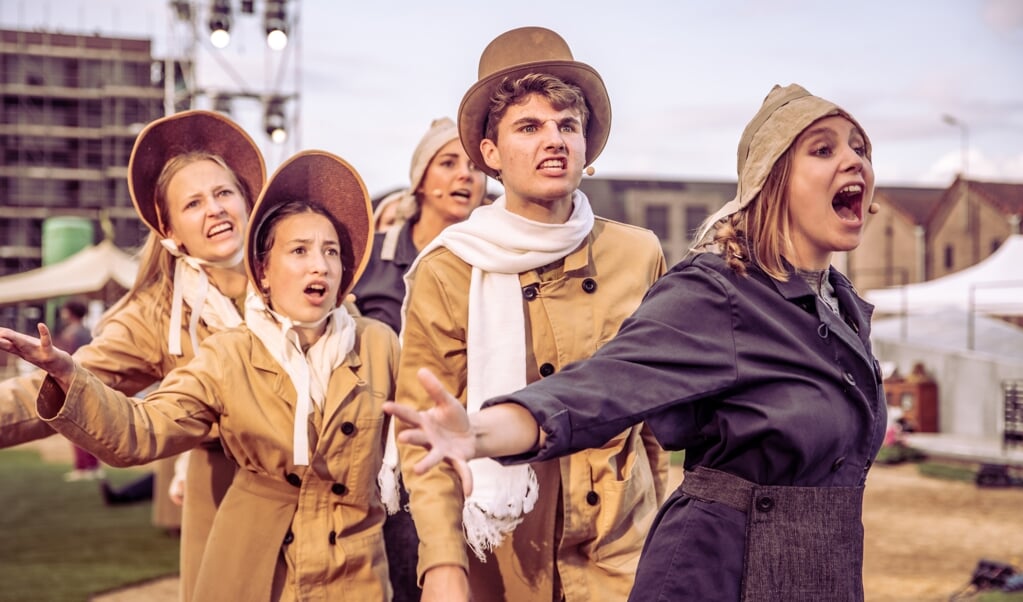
[245,289,356,466]
[160,239,244,356]
[385,191,594,560]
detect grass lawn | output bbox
[0,448,179,602]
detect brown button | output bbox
[328,530,337,545]
[331,483,348,495]
[286,473,302,487]
[283,530,294,545]
[539,363,555,377]
[522,284,539,301]
[340,421,356,435]
[585,491,599,506]
[581,278,597,293]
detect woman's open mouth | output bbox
[832,184,864,223]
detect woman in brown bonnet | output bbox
[0,110,264,601]
[387,83,886,601]
[1,151,401,600]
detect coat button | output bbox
[283,530,294,545]
[843,372,856,385]
[340,421,356,435]
[286,472,302,487]
[585,491,599,506]
[831,457,846,472]
[331,483,348,495]
[328,530,337,545]
[522,284,539,301]
[539,363,555,377]
[581,278,597,293]
[755,496,774,512]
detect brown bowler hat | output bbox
[458,26,611,179]
[245,151,373,305]
[128,110,266,236]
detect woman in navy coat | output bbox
[386,83,887,602]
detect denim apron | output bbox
[681,466,865,601]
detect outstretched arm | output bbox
[0,324,75,391]
[383,367,543,497]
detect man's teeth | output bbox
[539,159,563,169]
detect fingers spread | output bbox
[383,401,422,428]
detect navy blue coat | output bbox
[351,220,418,334]
[485,252,888,600]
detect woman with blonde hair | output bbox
[0,110,264,601]
[1,150,400,600]
[388,83,886,601]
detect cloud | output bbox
[982,0,1023,33]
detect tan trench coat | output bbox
[397,217,669,602]
[36,317,399,602]
[0,282,236,600]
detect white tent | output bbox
[864,234,1023,316]
[0,239,138,305]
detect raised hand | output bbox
[382,367,476,497]
[0,323,75,389]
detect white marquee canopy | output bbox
[0,240,138,305]
[864,234,1023,317]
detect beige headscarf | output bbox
[387,117,462,225]
[695,84,872,243]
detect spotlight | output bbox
[264,0,288,51]
[264,97,288,143]
[208,0,231,49]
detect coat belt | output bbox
[679,466,756,512]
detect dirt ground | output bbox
[861,462,1023,601]
[19,437,1021,601]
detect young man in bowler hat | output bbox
[394,26,669,602]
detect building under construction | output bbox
[0,27,165,329]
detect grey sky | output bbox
[3,0,1022,197]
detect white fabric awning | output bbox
[864,234,1023,317]
[0,240,138,305]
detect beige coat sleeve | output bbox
[35,348,223,467]
[0,288,174,447]
[395,249,473,579]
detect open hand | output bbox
[0,324,74,387]
[382,367,476,497]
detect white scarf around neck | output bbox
[384,190,595,560]
[245,289,356,466]
[160,239,244,356]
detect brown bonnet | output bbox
[245,151,373,306]
[128,110,266,236]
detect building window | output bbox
[685,206,709,240]
[645,205,670,240]
[944,244,954,269]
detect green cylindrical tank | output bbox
[41,216,95,328]
[42,217,94,266]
